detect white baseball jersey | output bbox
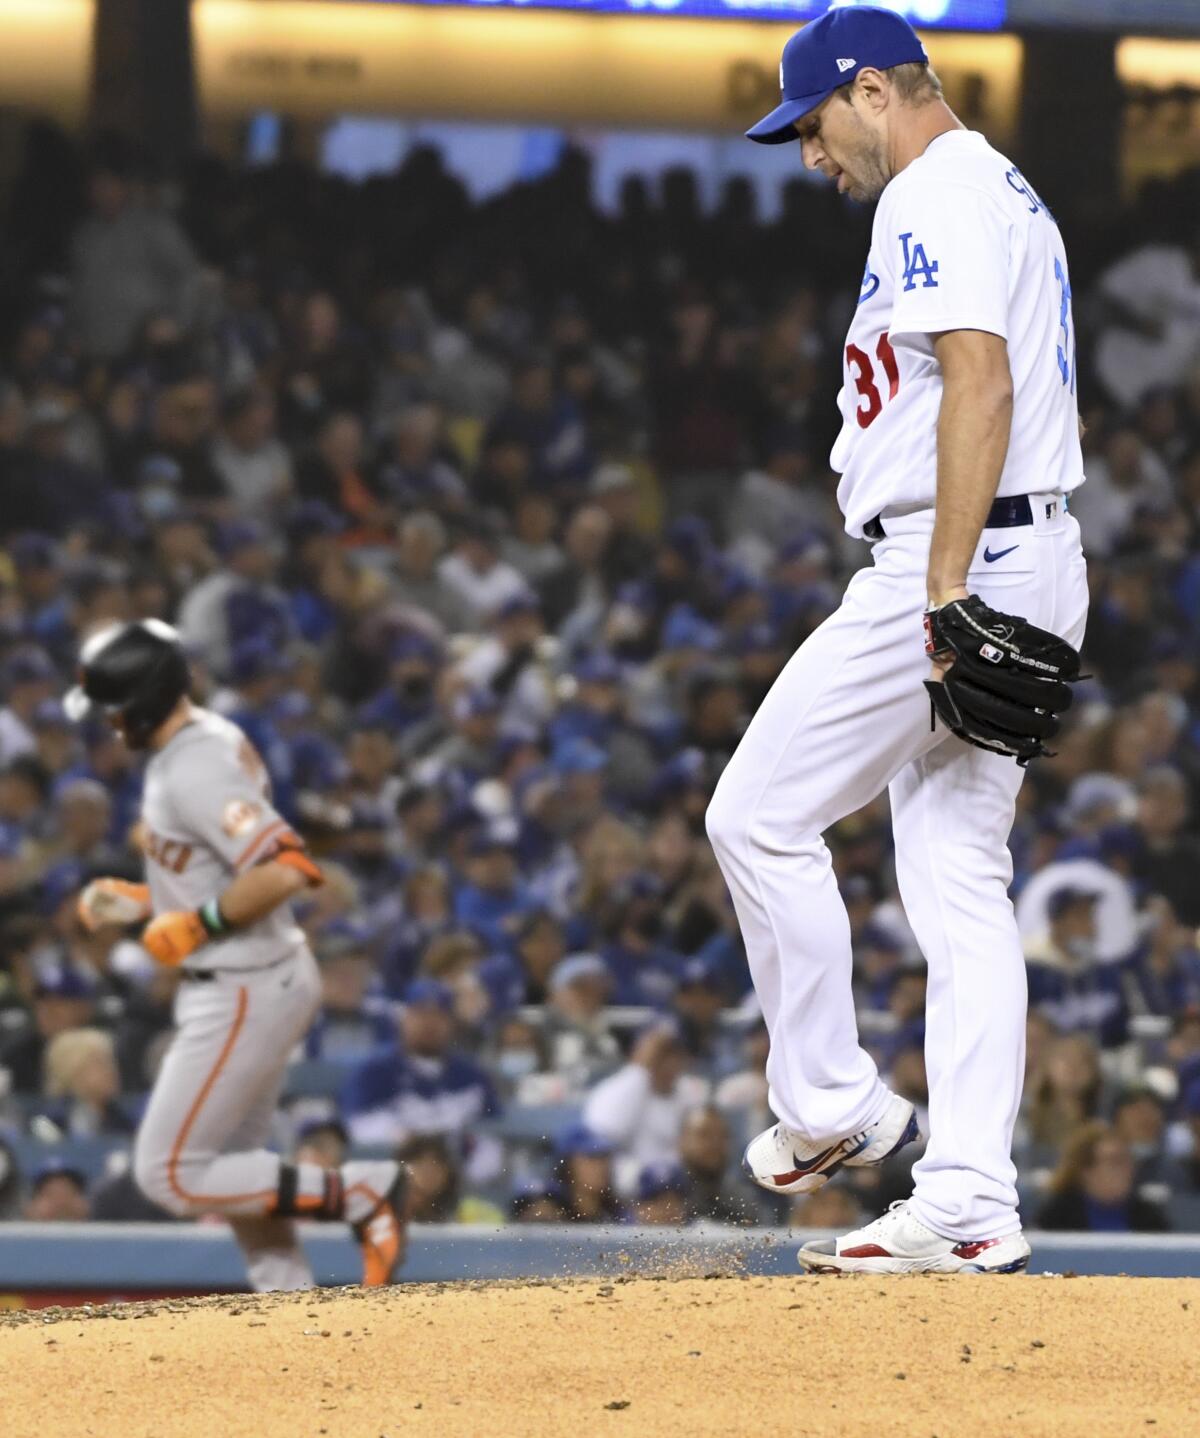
[831,129,1084,540]
[140,707,307,971]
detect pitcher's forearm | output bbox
[927,330,1014,606]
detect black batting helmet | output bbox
[64,620,190,748]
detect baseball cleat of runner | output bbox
[351,1162,410,1287]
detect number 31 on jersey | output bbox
[846,332,900,429]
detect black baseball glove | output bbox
[922,594,1082,766]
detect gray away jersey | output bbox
[139,708,307,972]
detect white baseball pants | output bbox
[706,497,1087,1239]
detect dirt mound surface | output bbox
[2,1275,1197,1437]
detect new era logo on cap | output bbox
[747,6,929,146]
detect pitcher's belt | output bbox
[863,493,1059,542]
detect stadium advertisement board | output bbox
[363,0,1007,32]
[194,1,1023,138]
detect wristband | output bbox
[198,897,230,939]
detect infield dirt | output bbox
[1,1274,1197,1437]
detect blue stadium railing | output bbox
[0,1223,1198,1291]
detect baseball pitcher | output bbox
[67,619,407,1290]
[707,8,1088,1272]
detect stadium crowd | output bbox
[0,130,1199,1237]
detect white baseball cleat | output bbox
[742,1092,919,1195]
[797,1199,1031,1274]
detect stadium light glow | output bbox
[366,0,1007,33]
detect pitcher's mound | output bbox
[2,1275,1197,1437]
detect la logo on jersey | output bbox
[837,57,856,72]
[900,232,939,292]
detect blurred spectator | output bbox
[1164,1078,1200,1197]
[1111,1087,1170,1187]
[511,1176,570,1223]
[553,1124,623,1223]
[24,1158,91,1221]
[714,1022,771,1141]
[509,911,569,1003]
[0,1133,19,1220]
[211,388,292,518]
[91,1154,178,1223]
[598,876,684,1007]
[296,411,383,530]
[390,512,473,634]
[0,644,57,764]
[1125,897,1200,1018]
[1016,857,1139,966]
[1037,1121,1170,1233]
[438,516,527,625]
[1130,768,1200,926]
[1068,426,1172,556]
[678,1105,751,1224]
[1092,233,1200,410]
[1024,888,1129,1048]
[582,1019,707,1187]
[0,958,100,1094]
[42,1028,132,1136]
[303,938,396,1061]
[69,147,198,359]
[293,1117,349,1170]
[453,830,536,948]
[342,979,501,1169]
[633,1161,689,1225]
[672,957,736,1067]
[486,1014,547,1100]
[397,1134,502,1224]
[539,503,614,638]
[1022,1033,1106,1159]
[177,520,291,675]
[542,953,620,1087]
[727,428,825,575]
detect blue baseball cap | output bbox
[678,955,726,993]
[549,953,612,994]
[33,698,71,729]
[229,636,288,687]
[2,646,56,688]
[573,651,623,686]
[33,958,99,1001]
[389,631,441,665]
[747,7,929,145]
[452,688,501,722]
[32,1157,88,1193]
[216,518,270,559]
[296,1115,349,1145]
[553,1123,614,1160]
[510,1176,568,1216]
[636,1161,688,1202]
[493,588,542,623]
[552,737,609,777]
[402,977,455,1012]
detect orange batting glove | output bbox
[77,879,152,933]
[141,910,210,967]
